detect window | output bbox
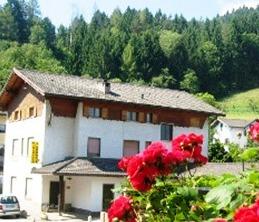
[145,141,152,148]
[10,176,17,193]
[0,124,6,133]
[127,112,137,121]
[14,111,19,120]
[146,113,153,123]
[161,123,173,140]
[25,178,33,199]
[87,138,100,157]
[29,107,35,118]
[12,139,19,156]
[21,138,24,155]
[89,107,101,118]
[102,184,114,211]
[123,140,139,156]
[27,137,34,156]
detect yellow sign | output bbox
[31,141,39,163]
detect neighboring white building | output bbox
[0,68,223,216]
[211,118,258,148]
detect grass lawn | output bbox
[219,88,259,120]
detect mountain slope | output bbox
[219,88,259,120]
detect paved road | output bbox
[0,213,101,221]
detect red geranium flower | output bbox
[118,156,132,172]
[248,121,259,143]
[234,198,259,222]
[172,133,207,164]
[108,196,136,222]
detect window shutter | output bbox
[121,110,127,121]
[83,105,89,117]
[138,112,145,123]
[152,113,158,124]
[190,117,200,128]
[102,108,108,119]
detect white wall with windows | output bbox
[74,103,209,158]
[3,104,47,215]
[214,123,247,148]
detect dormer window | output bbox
[127,112,137,121]
[89,107,101,118]
[14,111,20,121]
[29,107,35,118]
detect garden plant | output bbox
[107,122,259,222]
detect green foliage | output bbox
[117,169,258,221]
[0,2,258,98]
[180,69,199,93]
[196,92,219,108]
[240,147,259,161]
[208,140,232,162]
[0,42,65,87]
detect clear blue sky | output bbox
[0,0,258,27]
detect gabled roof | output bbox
[0,68,224,115]
[32,157,126,177]
[212,118,256,128]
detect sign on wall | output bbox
[31,141,39,163]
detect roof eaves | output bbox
[53,157,78,174]
[44,93,224,116]
[13,68,45,96]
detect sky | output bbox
[0,0,258,27]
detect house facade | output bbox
[0,68,223,215]
[212,118,258,148]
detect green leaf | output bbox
[240,147,259,161]
[205,185,235,209]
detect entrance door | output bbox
[102,184,114,211]
[49,181,59,208]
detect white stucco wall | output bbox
[71,176,122,212]
[3,104,47,215]
[43,101,75,164]
[214,123,247,148]
[4,99,210,214]
[74,102,209,158]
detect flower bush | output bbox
[248,121,259,143]
[234,198,259,222]
[108,127,259,222]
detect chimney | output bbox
[97,80,111,94]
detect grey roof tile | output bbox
[14,69,224,115]
[32,157,125,177]
[218,118,254,128]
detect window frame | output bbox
[87,137,101,157]
[10,176,17,193]
[25,178,33,199]
[146,113,153,123]
[126,111,138,121]
[160,123,173,141]
[12,139,19,156]
[0,124,6,133]
[145,141,152,148]
[27,137,34,157]
[89,107,101,118]
[123,140,139,157]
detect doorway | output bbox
[49,181,59,208]
[102,184,114,211]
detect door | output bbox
[49,181,59,208]
[102,184,114,211]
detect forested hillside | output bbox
[0,0,258,98]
